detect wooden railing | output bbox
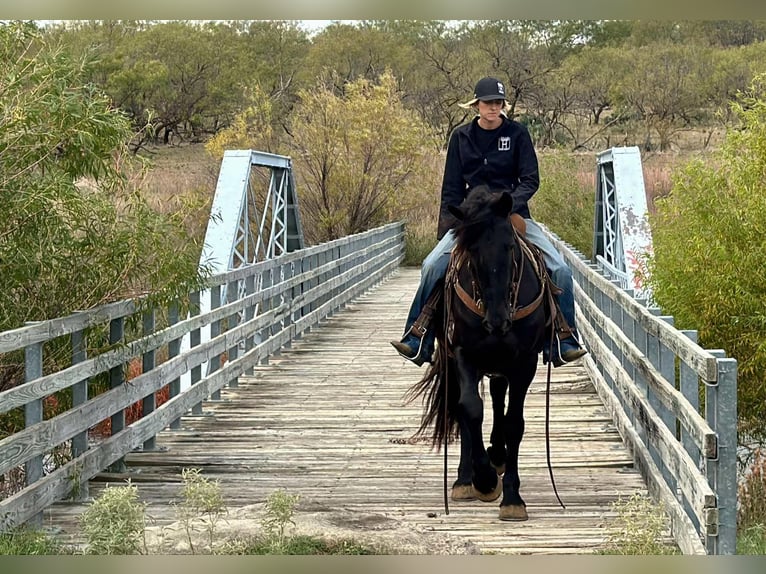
[544,228,738,555]
[0,222,404,530]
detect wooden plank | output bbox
[0,301,137,354]
[577,310,716,518]
[574,282,717,458]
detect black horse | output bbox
[406,185,551,521]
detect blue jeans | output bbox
[399,219,580,355]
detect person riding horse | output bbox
[390,76,587,368]
[406,185,560,520]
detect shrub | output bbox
[532,151,596,258]
[80,480,147,554]
[646,74,766,441]
[174,467,228,554]
[261,489,300,554]
[598,492,679,555]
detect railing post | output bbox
[71,329,89,500]
[705,349,737,554]
[716,356,738,554]
[245,272,256,375]
[209,284,223,401]
[227,278,240,388]
[283,261,294,349]
[168,302,182,430]
[142,309,157,451]
[108,316,126,473]
[189,290,204,415]
[24,335,44,526]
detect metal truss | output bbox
[180,150,305,390]
[592,147,653,299]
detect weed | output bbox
[737,523,766,554]
[174,467,227,554]
[260,489,300,554]
[598,492,679,555]
[738,448,766,530]
[218,534,378,555]
[79,480,147,554]
[0,526,74,555]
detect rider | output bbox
[390,76,587,368]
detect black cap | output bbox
[473,77,506,101]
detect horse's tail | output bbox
[403,342,459,450]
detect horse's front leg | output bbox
[499,355,537,521]
[454,350,501,502]
[450,414,476,501]
[487,375,508,475]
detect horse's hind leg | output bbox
[499,356,537,521]
[487,375,508,475]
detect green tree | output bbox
[287,70,440,243]
[613,42,714,151]
[646,74,766,442]
[0,22,206,381]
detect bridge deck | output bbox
[45,267,650,554]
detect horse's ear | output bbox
[492,191,514,218]
[448,204,465,221]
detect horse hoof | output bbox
[473,477,502,502]
[499,504,528,521]
[451,484,476,501]
[491,462,506,476]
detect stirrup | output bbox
[390,328,428,366]
[552,335,587,367]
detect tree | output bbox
[466,21,558,120]
[613,43,714,151]
[287,70,440,243]
[0,22,206,337]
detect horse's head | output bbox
[449,185,517,336]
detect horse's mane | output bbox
[452,185,515,254]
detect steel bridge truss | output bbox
[592,146,653,300]
[180,150,305,389]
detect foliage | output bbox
[646,74,766,441]
[260,488,300,553]
[0,526,74,555]
[205,83,283,159]
[35,20,766,155]
[531,152,595,258]
[598,492,679,555]
[173,467,228,554]
[80,480,147,554]
[219,534,377,555]
[288,70,441,244]
[737,523,766,555]
[0,22,208,408]
[738,448,766,532]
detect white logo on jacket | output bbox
[498,137,511,151]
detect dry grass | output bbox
[135,143,220,242]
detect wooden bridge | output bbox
[0,221,738,555]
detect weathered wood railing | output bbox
[544,228,737,555]
[0,222,404,530]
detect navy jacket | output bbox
[437,116,540,239]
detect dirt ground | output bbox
[142,501,481,555]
